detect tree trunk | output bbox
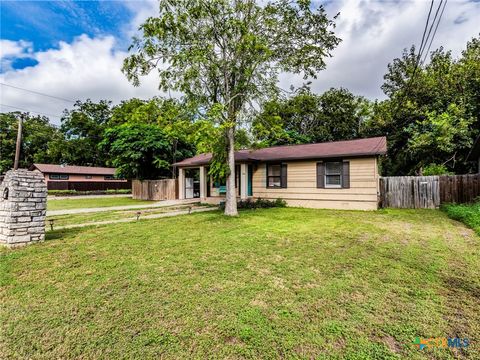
[224,126,238,216]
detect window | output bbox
[104,175,115,180]
[266,163,287,188]
[49,174,69,180]
[325,162,342,187]
[317,161,350,189]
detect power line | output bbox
[418,0,443,58]
[410,0,434,86]
[392,0,436,130]
[0,82,76,103]
[421,0,448,65]
[0,103,63,119]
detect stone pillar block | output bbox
[0,169,47,248]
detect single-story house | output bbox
[29,164,129,191]
[467,135,480,173]
[173,136,387,210]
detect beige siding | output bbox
[252,157,379,210]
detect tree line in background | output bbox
[1,36,479,179]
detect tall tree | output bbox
[100,123,194,180]
[0,113,17,173]
[123,0,340,215]
[59,99,112,166]
[0,112,63,173]
[253,87,369,146]
[364,36,480,175]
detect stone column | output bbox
[199,166,207,200]
[0,169,47,247]
[178,168,185,200]
[240,163,248,199]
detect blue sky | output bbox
[1,0,137,70]
[1,0,479,124]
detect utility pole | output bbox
[13,113,23,170]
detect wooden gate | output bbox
[379,176,440,209]
[132,179,178,200]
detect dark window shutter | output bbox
[342,161,350,188]
[265,164,268,188]
[281,163,287,188]
[317,162,325,188]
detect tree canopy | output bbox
[100,123,194,180]
[253,87,369,147]
[363,36,480,175]
[0,112,63,173]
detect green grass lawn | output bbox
[442,202,480,236]
[1,208,479,359]
[47,196,154,211]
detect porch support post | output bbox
[178,168,185,200]
[240,163,247,199]
[199,166,207,199]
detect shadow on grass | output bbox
[45,227,86,242]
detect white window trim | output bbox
[325,182,342,189]
[266,163,283,189]
[324,162,342,188]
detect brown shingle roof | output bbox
[31,164,116,175]
[174,136,387,167]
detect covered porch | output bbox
[177,164,254,202]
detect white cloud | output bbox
[0,35,164,124]
[0,39,32,58]
[1,0,479,124]
[281,0,480,99]
[0,40,33,71]
[122,0,158,41]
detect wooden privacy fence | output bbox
[439,174,480,204]
[380,176,440,209]
[380,174,480,209]
[132,179,178,201]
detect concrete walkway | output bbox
[47,199,201,216]
[50,206,218,230]
[48,194,132,200]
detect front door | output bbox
[185,168,200,199]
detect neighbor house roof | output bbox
[467,135,480,161]
[30,164,116,176]
[174,136,387,167]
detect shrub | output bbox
[218,198,286,211]
[106,189,131,194]
[237,198,287,209]
[422,163,453,176]
[48,189,132,196]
